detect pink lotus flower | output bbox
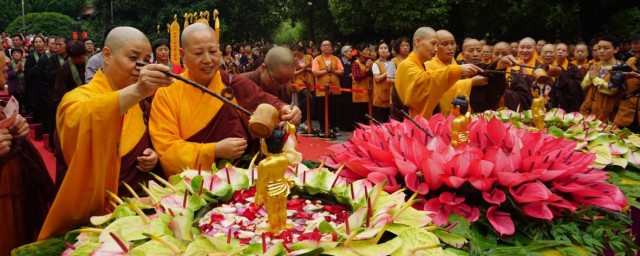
[327,114,628,236]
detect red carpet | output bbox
[297,135,336,161]
[30,132,336,181]
[30,138,56,181]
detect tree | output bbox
[0,0,87,32]
[87,0,282,45]
[5,12,75,36]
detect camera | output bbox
[608,62,634,90]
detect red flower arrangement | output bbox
[326,114,627,236]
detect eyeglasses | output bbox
[266,67,292,85]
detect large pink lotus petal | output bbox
[551,180,587,193]
[440,175,468,189]
[486,118,507,146]
[548,199,578,213]
[522,202,554,220]
[510,182,552,203]
[573,196,623,211]
[486,206,515,236]
[424,198,452,226]
[497,169,544,187]
[469,177,497,192]
[420,155,445,191]
[482,188,506,205]
[452,204,480,223]
[404,173,429,195]
[367,172,390,185]
[583,183,628,207]
[439,192,465,206]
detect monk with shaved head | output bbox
[547,43,585,112]
[39,26,173,239]
[504,37,542,111]
[391,27,482,120]
[460,39,516,112]
[241,46,297,103]
[426,32,487,116]
[150,23,300,176]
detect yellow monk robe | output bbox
[506,56,539,82]
[150,71,226,176]
[39,69,148,239]
[553,59,569,70]
[394,52,462,119]
[150,70,285,176]
[425,56,473,116]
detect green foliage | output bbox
[273,21,307,45]
[0,0,86,32]
[605,7,640,37]
[5,12,75,36]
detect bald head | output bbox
[413,27,436,40]
[462,39,481,51]
[520,37,535,45]
[436,30,454,40]
[181,23,216,49]
[104,26,149,53]
[540,44,556,64]
[264,46,295,70]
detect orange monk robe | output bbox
[425,56,473,116]
[394,52,462,119]
[38,69,147,240]
[150,71,225,176]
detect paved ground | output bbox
[297,120,353,143]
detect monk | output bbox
[0,50,55,255]
[614,34,640,132]
[504,37,540,110]
[241,46,296,103]
[481,45,493,64]
[38,27,170,240]
[426,31,487,116]
[580,35,623,122]
[510,41,519,56]
[571,43,589,78]
[549,43,584,112]
[391,27,482,120]
[461,39,515,112]
[535,39,546,63]
[493,42,511,60]
[149,23,301,177]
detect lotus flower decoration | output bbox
[326,114,627,236]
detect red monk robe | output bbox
[0,136,54,254]
[149,70,286,177]
[391,52,462,120]
[38,69,156,240]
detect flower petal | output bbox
[486,206,515,236]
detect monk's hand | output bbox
[280,105,302,125]
[215,137,247,160]
[8,114,29,139]
[137,64,174,95]
[588,64,599,79]
[497,55,518,70]
[460,64,483,77]
[0,129,12,157]
[624,72,640,80]
[136,148,158,172]
[366,59,374,69]
[471,75,489,86]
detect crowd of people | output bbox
[0,23,639,254]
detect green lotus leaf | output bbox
[391,228,443,256]
[69,243,101,256]
[129,234,185,255]
[99,215,171,242]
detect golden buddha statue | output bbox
[531,85,547,130]
[451,95,471,147]
[254,122,301,234]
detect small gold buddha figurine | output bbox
[451,95,471,147]
[255,123,301,234]
[531,85,547,130]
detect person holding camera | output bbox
[580,35,623,123]
[614,34,640,132]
